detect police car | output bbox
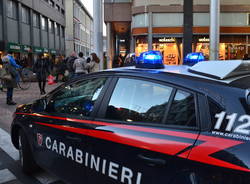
[10,51,250,184]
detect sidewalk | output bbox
[0,82,62,132]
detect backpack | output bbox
[67,56,77,72]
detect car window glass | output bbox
[208,98,226,128]
[166,90,197,127]
[105,78,172,123]
[47,78,107,117]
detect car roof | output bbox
[104,60,250,90]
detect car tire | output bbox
[18,129,39,175]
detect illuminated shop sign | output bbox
[198,37,210,42]
[159,37,176,43]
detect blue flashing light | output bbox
[184,52,205,66]
[136,50,164,69]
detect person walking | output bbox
[7,51,22,82]
[33,54,51,95]
[66,52,77,79]
[73,52,88,77]
[88,53,100,73]
[1,55,18,105]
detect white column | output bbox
[106,22,112,69]
[93,0,103,69]
[209,0,220,60]
[148,12,153,51]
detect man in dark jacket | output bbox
[66,52,77,79]
[33,54,51,95]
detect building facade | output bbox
[104,0,250,65]
[0,0,66,67]
[65,0,93,57]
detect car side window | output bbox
[208,97,226,129]
[165,90,197,128]
[47,78,107,116]
[105,78,173,123]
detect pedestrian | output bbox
[243,54,249,60]
[33,54,51,95]
[66,52,77,79]
[7,51,22,82]
[103,52,107,69]
[58,56,67,82]
[112,55,123,68]
[1,54,18,105]
[73,52,88,77]
[88,52,100,73]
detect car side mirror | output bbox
[32,98,47,112]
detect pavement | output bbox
[0,82,65,184]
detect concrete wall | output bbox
[65,0,74,56]
[41,31,48,48]
[104,3,132,22]
[20,0,65,26]
[7,18,18,43]
[33,28,40,46]
[133,0,250,6]
[21,23,31,45]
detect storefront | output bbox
[22,45,33,67]
[135,35,250,65]
[7,43,22,61]
[194,35,249,60]
[135,36,182,65]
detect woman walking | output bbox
[89,53,100,73]
[33,54,50,95]
[1,55,18,105]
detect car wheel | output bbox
[18,129,39,175]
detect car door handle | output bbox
[66,136,82,142]
[137,154,166,166]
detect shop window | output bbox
[7,0,17,20]
[41,16,48,31]
[21,6,30,24]
[33,12,40,28]
[105,78,173,124]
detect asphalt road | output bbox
[0,82,65,184]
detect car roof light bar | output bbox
[188,60,250,80]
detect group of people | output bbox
[33,52,100,95]
[0,51,100,105]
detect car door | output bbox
[87,77,200,184]
[30,76,110,184]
